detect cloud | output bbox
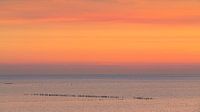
[0,0,200,25]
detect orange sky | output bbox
[1,0,200,65]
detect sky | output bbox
[0,0,200,75]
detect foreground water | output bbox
[0,75,200,112]
[0,74,200,98]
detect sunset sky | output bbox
[1,0,200,74]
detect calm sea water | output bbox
[0,74,199,99]
[0,74,200,80]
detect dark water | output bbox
[0,74,200,80]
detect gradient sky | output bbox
[0,0,200,75]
